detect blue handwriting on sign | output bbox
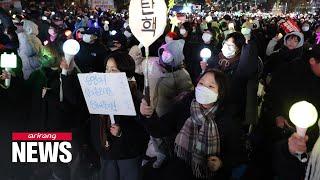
[84,87,112,98]
[85,74,106,86]
[89,100,117,112]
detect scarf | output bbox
[305,121,320,180]
[218,52,240,71]
[175,99,221,179]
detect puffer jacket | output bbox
[143,57,194,116]
[17,20,43,79]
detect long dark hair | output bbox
[104,51,135,78]
[198,68,228,106]
[104,51,138,97]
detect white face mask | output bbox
[104,24,109,31]
[302,25,310,32]
[82,34,93,43]
[124,30,132,38]
[165,36,173,44]
[221,43,236,58]
[195,85,218,105]
[202,33,212,43]
[180,28,187,36]
[161,50,174,64]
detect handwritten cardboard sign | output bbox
[78,73,136,116]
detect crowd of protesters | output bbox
[0,2,320,180]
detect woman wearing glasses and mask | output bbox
[200,32,258,124]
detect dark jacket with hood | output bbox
[26,68,88,131]
[264,31,304,76]
[75,40,110,73]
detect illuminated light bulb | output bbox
[110,30,117,36]
[51,11,55,15]
[71,2,75,5]
[43,40,49,45]
[289,101,318,137]
[0,52,17,87]
[200,48,211,74]
[1,52,17,69]
[205,16,212,22]
[64,30,72,37]
[62,39,80,75]
[200,48,212,60]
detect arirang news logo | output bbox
[12,132,72,163]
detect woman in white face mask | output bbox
[140,69,244,179]
[200,32,245,72]
[199,32,258,137]
[82,33,97,44]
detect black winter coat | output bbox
[75,41,110,73]
[268,58,320,179]
[90,82,149,160]
[264,46,304,76]
[184,40,219,86]
[267,58,320,141]
[207,40,258,122]
[26,68,88,131]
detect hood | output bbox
[158,39,185,67]
[23,20,39,35]
[284,31,304,49]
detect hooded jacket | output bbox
[158,39,185,69]
[17,20,43,79]
[264,31,304,76]
[283,31,304,49]
[266,31,304,57]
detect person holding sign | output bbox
[140,69,244,180]
[90,51,148,180]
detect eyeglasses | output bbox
[222,41,236,48]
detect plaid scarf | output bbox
[175,99,221,179]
